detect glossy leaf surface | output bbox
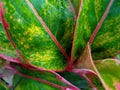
[72,0,120,61]
[30,0,76,56]
[11,63,79,90]
[1,0,76,70]
[91,0,120,60]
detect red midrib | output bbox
[89,0,114,44]
[70,0,83,61]
[26,0,70,62]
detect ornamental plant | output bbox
[0,0,120,90]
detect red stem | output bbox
[89,0,114,44]
[26,0,70,62]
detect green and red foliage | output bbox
[0,0,120,90]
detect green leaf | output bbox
[13,75,59,90]
[29,0,76,56]
[1,0,76,70]
[73,44,105,89]
[0,83,8,90]
[59,71,91,90]
[115,53,120,60]
[11,63,78,90]
[0,78,10,90]
[0,22,17,57]
[94,59,120,90]
[91,0,120,60]
[70,0,81,15]
[72,0,120,61]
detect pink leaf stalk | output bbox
[0,54,21,63]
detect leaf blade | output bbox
[0,0,76,70]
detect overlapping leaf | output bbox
[29,0,76,56]
[11,63,79,90]
[13,75,59,90]
[1,0,76,70]
[70,0,81,15]
[1,0,120,90]
[59,71,93,90]
[91,0,120,60]
[72,0,120,61]
[94,59,120,90]
[73,44,105,89]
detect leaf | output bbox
[0,0,76,70]
[0,83,9,90]
[0,22,17,57]
[74,43,96,71]
[73,44,105,89]
[70,0,81,15]
[91,0,120,60]
[59,71,92,90]
[29,0,76,56]
[13,75,59,90]
[11,63,79,90]
[71,0,120,61]
[94,59,120,90]
[115,53,120,60]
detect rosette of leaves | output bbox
[0,0,120,90]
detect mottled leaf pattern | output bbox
[11,63,79,90]
[1,0,76,70]
[94,59,120,90]
[91,0,120,60]
[72,0,115,60]
[0,22,17,57]
[0,0,120,90]
[30,0,76,56]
